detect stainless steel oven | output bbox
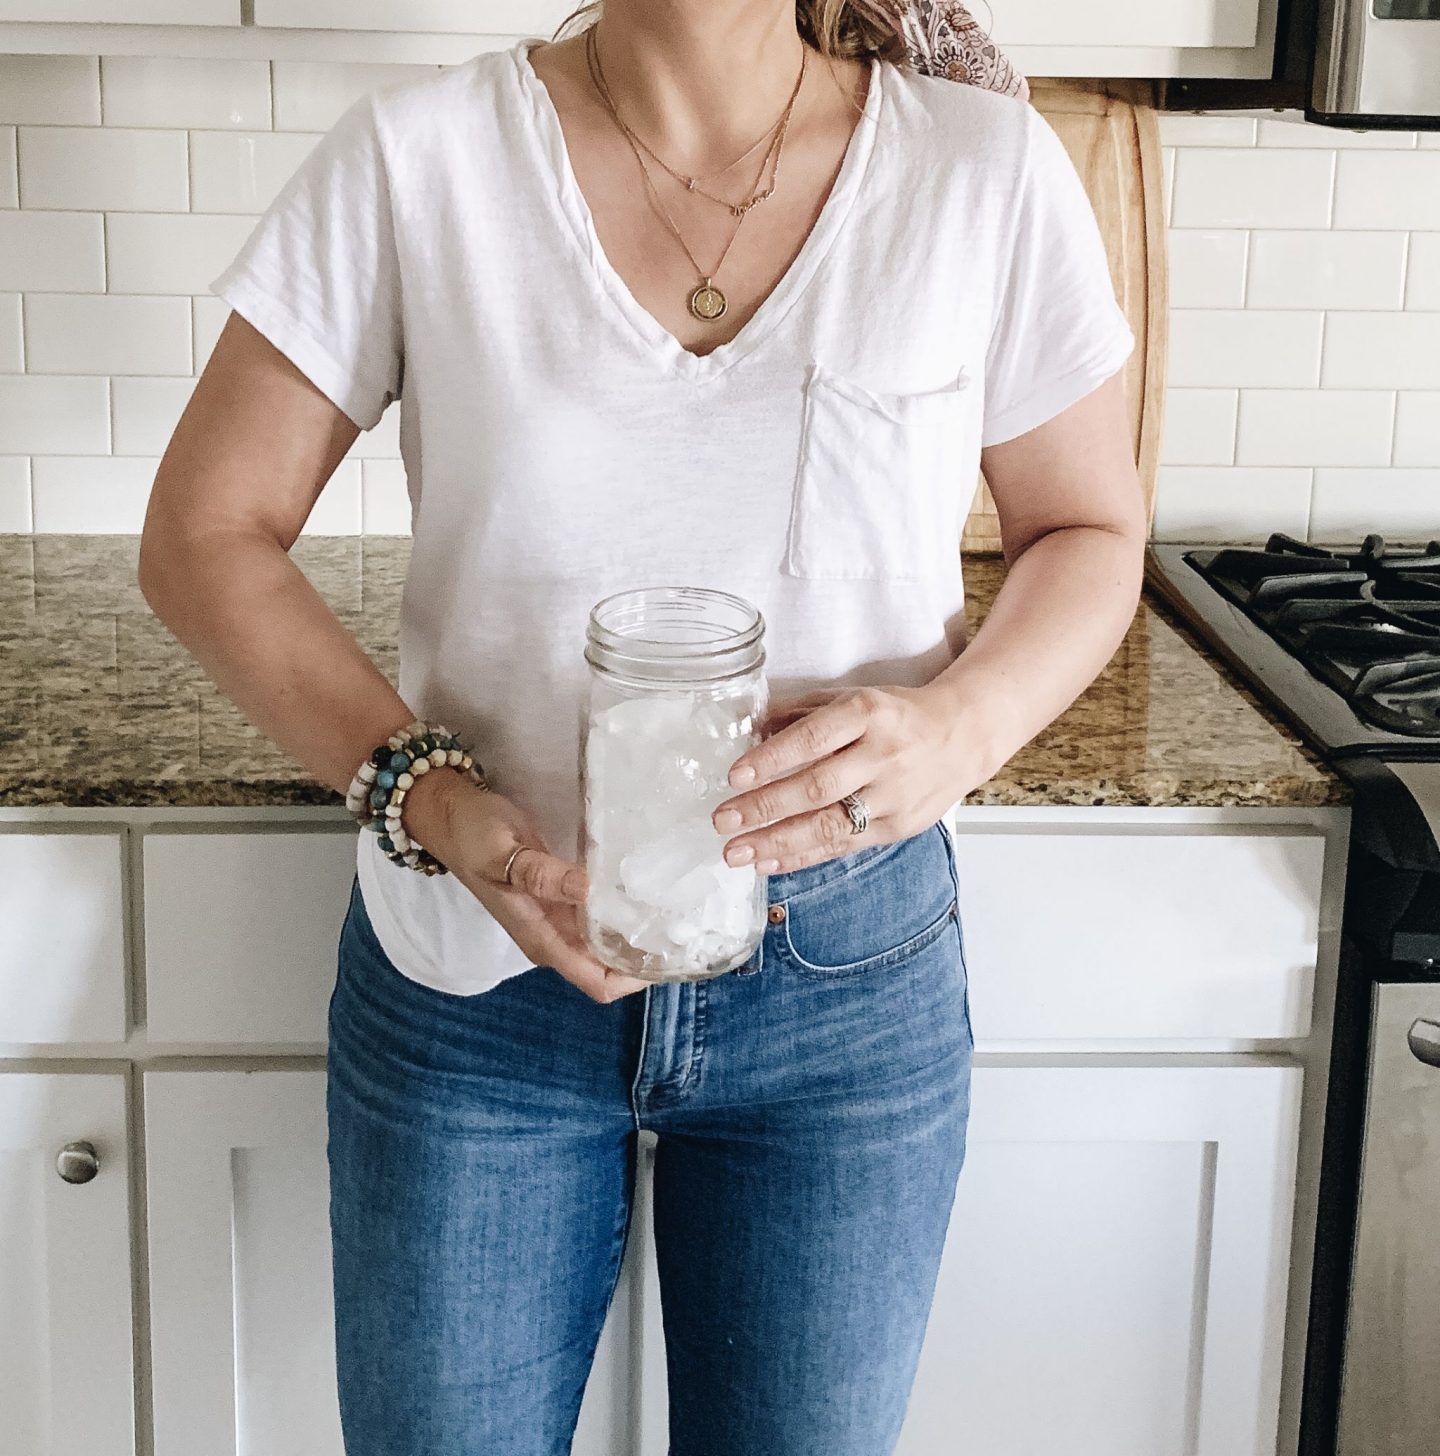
[1314,0,1440,125]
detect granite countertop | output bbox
[0,535,1347,811]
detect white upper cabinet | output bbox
[0,0,236,23]
[252,0,573,33]
[0,1071,136,1456]
[0,832,127,1047]
[994,0,1260,49]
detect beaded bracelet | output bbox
[345,719,488,875]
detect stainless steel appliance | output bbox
[1161,0,1440,130]
[1145,534,1440,1456]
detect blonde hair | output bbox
[552,1,911,67]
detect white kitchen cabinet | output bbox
[0,1070,136,1456]
[0,0,235,22]
[948,825,1327,1044]
[634,1064,1303,1456]
[897,1065,1302,1456]
[995,0,1261,49]
[144,1068,634,1456]
[252,0,572,34]
[0,831,127,1046]
[141,830,358,1044]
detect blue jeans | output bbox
[325,820,974,1456]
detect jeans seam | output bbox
[628,987,652,1133]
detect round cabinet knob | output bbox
[56,1140,100,1184]
[1408,1019,1440,1070]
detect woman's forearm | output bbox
[138,528,414,798]
[923,523,1146,787]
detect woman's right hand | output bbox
[403,769,651,1004]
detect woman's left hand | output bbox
[711,682,1000,875]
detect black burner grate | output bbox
[1186,534,1440,737]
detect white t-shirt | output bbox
[212,35,1135,997]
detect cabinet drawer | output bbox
[142,830,358,1044]
[948,827,1326,1042]
[0,0,237,22]
[0,832,127,1045]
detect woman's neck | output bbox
[583,0,816,167]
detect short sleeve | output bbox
[210,95,402,432]
[981,105,1136,448]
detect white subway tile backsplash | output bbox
[1171,148,1333,229]
[1311,468,1440,542]
[1159,388,1237,466]
[18,127,188,212]
[31,456,157,533]
[25,294,192,377]
[1236,389,1395,466]
[189,131,321,215]
[0,211,105,292]
[0,57,101,127]
[1333,151,1440,231]
[112,376,196,456]
[1322,313,1440,390]
[270,61,438,132]
[100,57,272,131]
[1157,114,1257,147]
[1169,310,1324,388]
[0,128,16,208]
[0,457,30,532]
[1151,466,1314,543]
[1166,230,1247,309]
[1162,147,1175,224]
[106,213,256,295]
[1257,116,1418,149]
[0,376,109,454]
[192,294,231,369]
[0,294,21,372]
[1407,234,1440,311]
[360,458,411,533]
[1247,231,1408,311]
[1393,394,1440,468]
[303,460,362,535]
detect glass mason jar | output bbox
[581,586,769,982]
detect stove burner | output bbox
[1187,534,1440,736]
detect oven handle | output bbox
[1408,1019,1440,1069]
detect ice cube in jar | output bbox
[581,588,768,980]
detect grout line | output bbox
[1387,391,1399,467]
[1303,468,1317,543]
[1325,150,1337,229]
[1315,311,1328,392]
[1398,230,1413,311]
[267,59,277,131]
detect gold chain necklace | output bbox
[585,25,808,323]
[587,28,804,219]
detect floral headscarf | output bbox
[882,0,1029,101]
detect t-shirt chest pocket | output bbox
[782,360,974,583]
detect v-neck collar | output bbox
[512,34,884,385]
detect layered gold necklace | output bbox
[584,24,808,323]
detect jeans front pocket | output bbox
[771,823,959,978]
[782,361,974,582]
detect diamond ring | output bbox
[838,792,871,836]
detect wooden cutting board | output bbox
[961,79,1167,553]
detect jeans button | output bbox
[767,904,787,925]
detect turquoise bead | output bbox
[376,770,396,789]
[378,834,393,852]
[389,751,411,772]
[369,787,388,811]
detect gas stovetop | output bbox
[1146,534,1440,760]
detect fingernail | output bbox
[757,859,779,874]
[713,808,742,833]
[729,764,756,787]
[725,843,755,866]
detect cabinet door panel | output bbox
[948,826,1326,1042]
[0,1071,135,1456]
[142,830,357,1044]
[896,1065,1302,1456]
[994,0,1261,48]
[146,1070,634,1456]
[253,0,572,33]
[0,0,236,22]
[0,831,127,1045]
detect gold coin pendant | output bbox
[688,281,728,322]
